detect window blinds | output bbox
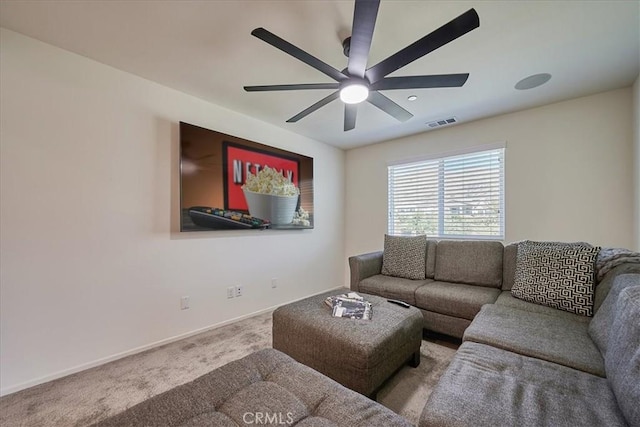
[388,147,504,239]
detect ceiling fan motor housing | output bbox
[342,37,351,57]
[339,76,369,90]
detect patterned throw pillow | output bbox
[381,234,427,280]
[511,241,600,316]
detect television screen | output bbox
[179,122,314,231]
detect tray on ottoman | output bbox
[273,289,423,399]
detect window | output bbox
[388,145,505,239]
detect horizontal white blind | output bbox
[388,147,504,239]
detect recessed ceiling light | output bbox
[407,95,418,101]
[515,73,552,90]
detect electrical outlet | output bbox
[235,285,243,297]
[271,278,278,288]
[180,296,190,310]
[227,287,235,299]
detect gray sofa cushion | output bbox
[605,285,640,426]
[495,291,590,323]
[94,348,411,427]
[502,243,518,290]
[512,241,600,316]
[382,234,427,280]
[425,239,437,279]
[464,304,605,376]
[589,274,640,356]
[419,342,627,427]
[359,274,431,306]
[415,281,501,320]
[434,240,503,288]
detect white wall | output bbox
[345,88,635,264]
[0,29,345,394]
[633,74,640,250]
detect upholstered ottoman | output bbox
[93,348,411,426]
[273,289,423,398]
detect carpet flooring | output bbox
[0,311,457,427]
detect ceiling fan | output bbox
[244,1,479,131]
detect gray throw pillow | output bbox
[511,240,600,316]
[381,234,427,280]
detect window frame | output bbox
[387,143,506,240]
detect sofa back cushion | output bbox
[511,241,599,316]
[605,285,640,425]
[425,239,437,279]
[589,274,640,356]
[502,243,518,290]
[381,234,427,280]
[434,240,504,288]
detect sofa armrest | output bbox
[348,251,383,292]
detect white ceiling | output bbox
[1,1,638,149]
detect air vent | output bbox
[426,116,458,129]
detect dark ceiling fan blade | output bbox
[367,91,413,122]
[244,83,340,92]
[344,104,358,131]
[371,74,469,90]
[251,28,347,82]
[286,91,340,123]
[366,8,479,83]
[347,0,380,78]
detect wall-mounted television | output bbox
[180,122,314,231]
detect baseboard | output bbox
[0,285,345,397]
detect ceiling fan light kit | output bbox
[339,79,369,104]
[244,1,480,131]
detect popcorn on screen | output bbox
[242,166,309,226]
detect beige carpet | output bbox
[0,311,457,427]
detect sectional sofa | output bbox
[421,273,639,427]
[349,238,640,427]
[94,239,639,427]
